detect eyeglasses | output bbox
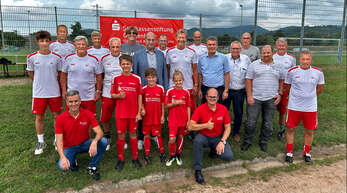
[231,48,241,50]
[242,37,250,40]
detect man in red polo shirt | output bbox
[189,88,233,184]
[55,90,107,181]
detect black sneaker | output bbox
[176,153,183,166]
[259,143,267,152]
[277,125,286,141]
[88,167,100,181]
[71,160,79,171]
[284,153,293,164]
[132,158,142,168]
[166,155,176,166]
[115,159,125,171]
[303,154,313,164]
[144,155,151,165]
[159,153,166,163]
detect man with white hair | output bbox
[60,36,102,116]
[99,37,123,150]
[273,38,296,141]
[87,31,110,61]
[224,41,251,142]
[240,32,260,62]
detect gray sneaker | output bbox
[53,139,57,151]
[34,142,47,155]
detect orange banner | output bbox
[100,16,184,48]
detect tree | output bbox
[69,22,88,40]
[273,29,285,41]
[217,34,238,46]
[0,31,26,48]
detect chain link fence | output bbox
[0,1,345,76]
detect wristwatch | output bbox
[220,140,226,145]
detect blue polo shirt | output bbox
[198,52,230,87]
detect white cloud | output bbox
[2,0,44,6]
[79,0,117,10]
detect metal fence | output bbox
[0,1,345,63]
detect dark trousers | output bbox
[193,133,233,170]
[137,120,144,141]
[201,84,227,107]
[244,98,276,145]
[224,89,246,136]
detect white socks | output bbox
[37,134,44,143]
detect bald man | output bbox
[241,32,260,62]
[242,45,284,152]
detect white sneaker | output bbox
[106,138,111,151]
[166,156,176,167]
[124,143,128,149]
[138,140,144,150]
[176,154,183,166]
[53,139,57,151]
[34,142,47,155]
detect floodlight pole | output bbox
[253,0,258,45]
[338,0,346,64]
[240,4,243,38]
[0,0,5,49]
[299,0,306,53]
[28,10,32,51]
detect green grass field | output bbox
[0,57,346,193]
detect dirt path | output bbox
[0,77,31,87]
[112,159,346,193]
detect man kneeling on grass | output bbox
[189,88,233,184]
[55,90,107,180]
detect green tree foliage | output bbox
[217,34,238,46]
[69,22,88,41]
[0,31,26,48]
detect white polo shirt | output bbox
[225,53,251,90]
[62,53,102,101]
[166,47,198,89]
[285,66,324,112]
[49,41,75,58]
[26,51,62,98]
[100,53,122,98]
[87,46,110,61]
[273,52,296,77]
[188,43,207,61]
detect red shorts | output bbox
[32,97,62,114]
[81,100,96,116]
[286,109,318,130]
[169,125,188,138]
[143,124,162,136]
[188,89,196,113]
[116,118,137,134]
[100,97,116,123]
[277,91,289,114]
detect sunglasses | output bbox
[127,32,138,35]
[207,96,218,99]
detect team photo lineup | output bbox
[27,24,324,184]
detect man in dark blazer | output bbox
[132,32,169,150]
[133,32,169,90]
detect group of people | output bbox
[27,24,324,184]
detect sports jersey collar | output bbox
[260,59,274,66]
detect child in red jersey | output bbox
[111,54,143,171]
[141,68,166,165]
[165,69,191,167]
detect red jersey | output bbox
[191,103,231,137]
[165,87,191,127]
[55,109,99,149]
[111,73,142,119]
[142,84,165,125]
